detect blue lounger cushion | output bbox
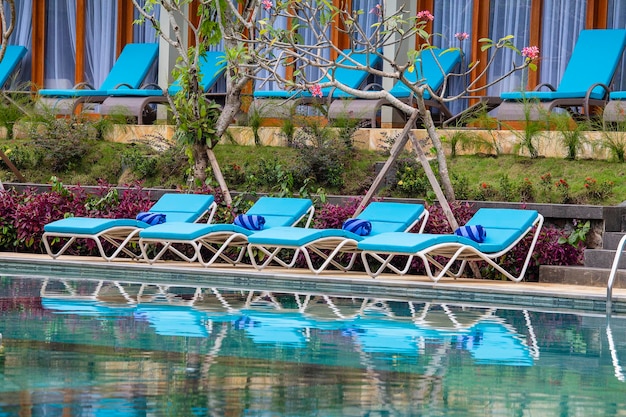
[44,217,148,234]
[0,46,27,88]
[501,29,626,102]
[357,228,524,254]
[139,197,313,241]
[610,91,626,100]
[39,43,159,97]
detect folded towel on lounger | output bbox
[454,225,486,242]
[136,212,167,225]
[342,218,372,236]
[234,214,266,230]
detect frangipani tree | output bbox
[134,1,538,228]
[228,0,537,227]
[0,0,14,62]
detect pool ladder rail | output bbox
[607,234,626,315]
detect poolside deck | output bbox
[0,251,624,316]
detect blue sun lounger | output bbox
[0,45,27,89]
[496,29,626,120]
[358,208,543,282]
[138,197,315,266]
[38,43,159,115]
[250,48,382,118]
[246,202,428,274]
[327,47,462,127]
[42,193,216,261]
[98,50,227,124]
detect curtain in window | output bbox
[85,1,117,89]
[7,0,32,86]
[133,0,159,43]
[352,0,379,47]
[432,1,474,115]
[540,0,586,90]
[44,0,77,88]
[486,0,531,95]
[254,8,288,92]
[608,0,626,90]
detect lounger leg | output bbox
[42,234,78,259]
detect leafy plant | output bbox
[598,119,626,162]
[550,112,588,160]
[558,219,590,247]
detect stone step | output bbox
[539,265,626,288]
[584,248,626,269]
[602,231,626,251]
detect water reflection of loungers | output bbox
[38,279,539,365]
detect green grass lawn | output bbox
[0,137,624,206]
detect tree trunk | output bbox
[415,96,456,202]
[192,143,209,185]
[207,147,232,206]
[408,132,458,231]
[355,110,421,215]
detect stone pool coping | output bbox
[0,252,624,316]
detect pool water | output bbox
[0,275,625,416]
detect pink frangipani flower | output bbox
[309,84,322,98]
[455,32,469,41]
[262,0,272,11]
[417,10,434,21]
[370,4,382,16]
[522,45,540,60]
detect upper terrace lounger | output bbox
[496,29,626,121]
[249,49,382,118]
[358,208,543,282]
[138,197,315,266]
[98,51,227,124]
[246,202,428,274]
[327,47,462,127]
[0,45,27,89]
[37,43,159,115]
[42,193,216,262]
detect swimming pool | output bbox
[0,275,624,416]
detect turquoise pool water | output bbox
[0,275,624,416]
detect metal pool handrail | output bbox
[607,234,626,315]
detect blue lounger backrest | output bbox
[245,197,313,228]
[555,29,626,98]
[357,202,425,235]
[0,45,27,88]
[100,43,159,91]
[320,49,382,95]
[390,47,462,99]
[149,193,215,223]
[168,50,227,95]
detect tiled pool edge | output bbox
[0,254,622,315]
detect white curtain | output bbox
[352,0,379,48]
[7,0,32,86]
[44,0,77,88]
[608,0,626,90]
[432,0,474,115]
[85,1,117,89]
[486,0,532,95]
[254,8,288,92]
[540,0,586,90]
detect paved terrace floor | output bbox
[0,252,624,316]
